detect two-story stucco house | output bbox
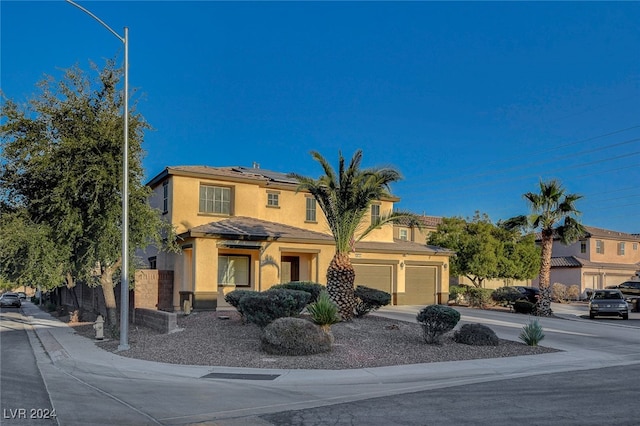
[145,165,453,311]
[532,226,640,293]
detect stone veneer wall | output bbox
[134,270,174,312]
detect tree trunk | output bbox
[536,232,554,316]
[65,272,81,322]
[326,252,356,321]
[99,267,118,327]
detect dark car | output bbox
[0,293,22,308]
[513,286,540,304]
[589,289,629,320]
[606,281,640,297]
[17,291,27,300]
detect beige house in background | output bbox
[145,165,453,310]
[532,226,640,294]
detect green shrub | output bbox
[519,320,545,346]
[269,281,324,304]
[353,285,392,318]
[513,300,536,314]
[239,289,310,328]
[448,285,467,301]
[261,317,333,355]
[453,323,499,346]
[467,288,494,308]
[491,287,524,305]
[307,290,341,331]
[416,305,461,344]
[224,290,256,321]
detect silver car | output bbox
[589,289,629,320]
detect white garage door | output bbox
[353,264,392,294]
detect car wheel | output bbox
[589,313,595,319]
[622,314,628,320]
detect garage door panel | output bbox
[404,266,436,305]
[353,264,392,294]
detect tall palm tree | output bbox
[524,179,585,316]
[290,150,422,320]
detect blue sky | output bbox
[2,1,639,233]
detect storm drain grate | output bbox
[201,372,280,381]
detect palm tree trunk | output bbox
[326,252,356,321]
[536,233,554,316]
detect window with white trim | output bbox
[267,191,279,207]
[306,197,317,222]
[399,229,408,241]
[199,185,231,215]
[218,255,250,287]
[580,241,586,254]
[595,240,604,254]
[162,181,169,214]
[618,242,626,256]
[371,204,381,224]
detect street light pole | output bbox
[66,0,130,350]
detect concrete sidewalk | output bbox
[18,301,640,425]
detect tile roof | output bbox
[550,257,584,267]
[550,256,640,271]
[536,225,640,242]
[186,217,452,255]
[394,215,443,228]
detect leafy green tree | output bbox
[290,150,422,320]
[428,212,539,287]
[0,60,178,325]
[521,179,584,316]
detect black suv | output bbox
[606,281,640,297]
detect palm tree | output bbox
[290,150,422,320]
[524,179,585,316]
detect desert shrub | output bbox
[491,287,524,305]
[239,289,310,328]
[551,283,568,303]
[448,285,467,301]
[416,305,461,344]
[261,317,333,355]
[353,285,392,318]
[224,290,256,322]
[453,323,499,346]
[307,290,341,331]
[467,288,494,308]
[519,320,545,346]
[269,281,324,304]
[513,300,536,314]
[567,285,580,301]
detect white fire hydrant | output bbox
[93,315,104,340]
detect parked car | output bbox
[0,293,22,308]
[513,286,540,304]
[17,291,27,300]
[606,281,640,297]
[589,289,629,320]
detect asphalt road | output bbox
[0,309,57,425]
[261,363,640,426]
[4,302,640,425]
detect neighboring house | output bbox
[145,165,453,311]
[532,226,640,293]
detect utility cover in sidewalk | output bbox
[201,372,280,380]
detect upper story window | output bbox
[148,257,157,269]
[595,240,605,254]
[580,241,586,254]
[633,242,638,251]
[267,191,279,208]
[306,197,317,222]
[162,181,169,214]
[618,242,626,256]
[199,184,231,215]
[371,204,381,224]
[399,229,408,241]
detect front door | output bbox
[281,256,300,283]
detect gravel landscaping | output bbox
[68,310,558,370]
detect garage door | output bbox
[353,264,392,294]
[404,266,436,305]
